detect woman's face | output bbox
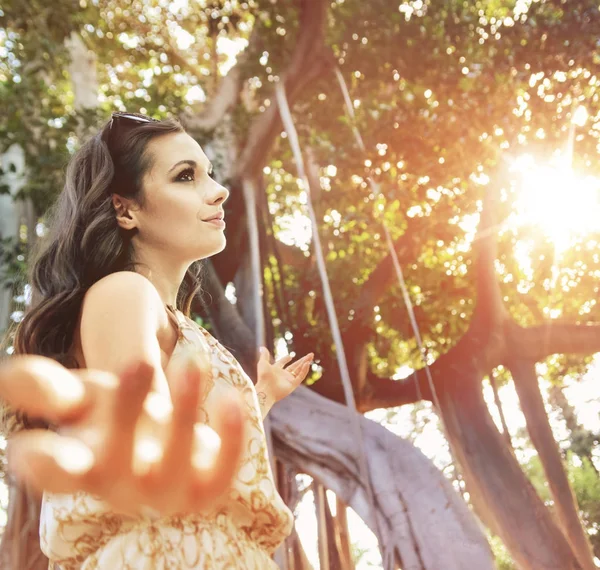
[125,131,229,263]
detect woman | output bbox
[0,112,313,569]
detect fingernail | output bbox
[48,370,86,406]
[55,438,95,475]
[135,437,163,462]
[192,424,221,469]
[144,392,173,424]
[132,437,163,476]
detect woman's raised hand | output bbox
[256,347,314,403]
[1,353,245,518]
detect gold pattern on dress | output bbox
[39,309,294,569]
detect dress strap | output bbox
[165,303,185,340]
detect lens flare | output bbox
[510,154,600,254]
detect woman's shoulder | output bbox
[82,271,166,324]
[78,272,174,372]
[85,271,160,302]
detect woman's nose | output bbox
[208,182,229,205]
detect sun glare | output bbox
[509,154,600,253]
[276,211,313,251]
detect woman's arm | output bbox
[3,271,245,518]
[80,271,171,398]
[255,347,314,420]
[256,388,275,420]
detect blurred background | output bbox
[1,0,600,568]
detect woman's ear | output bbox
[111,194,138,230]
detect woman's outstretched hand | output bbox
[0,354,245,519]
[256,348,314,412]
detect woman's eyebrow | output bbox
[168,159,213,173]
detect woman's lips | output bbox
[204,218,225,228]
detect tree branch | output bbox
[310,316,600,413]
[309,340,462,412]
[180,65,243,132]
[517,291,546,322]
[359,370,433,412]
[471,173,507,331]
[345,216,424,343]
[356,341,481,413]
[179,27,261,133]
[508,321,600,362]
[234,0,333,181]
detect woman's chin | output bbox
[198,237,227,259]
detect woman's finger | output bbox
[147,354,205,492]
[98,361,154,481]
[274,355,293,368]
[258,347,271,363]
[7,430,95,495]
[299,360,312,379]
[190,393,245,510]
[0,356,89,422]
[285,353,314,375]
[292,359,313,382]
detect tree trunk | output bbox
[334,498,354,570]
[314,481,332,569]
[548,383,599,475]
[508,359,596,570]
[271,386,495,570]
[181,9,600,566]
[0,144,27,334]
[275,463,315,570]
[287,527,314,570]
[312,483,347,569]
[489,370,512,448]
[437,364,582,570]
[65,32,98,112]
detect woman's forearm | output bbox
[255,385,275,420]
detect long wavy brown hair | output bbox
[0,114,205,569]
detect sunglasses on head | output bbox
[103,112,159,146]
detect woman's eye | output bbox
[176,167,195,182]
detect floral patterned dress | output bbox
[39,307,294,569]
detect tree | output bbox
[1,0,600,568]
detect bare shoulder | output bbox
[84,270,161,305]
[80,271,169,374]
